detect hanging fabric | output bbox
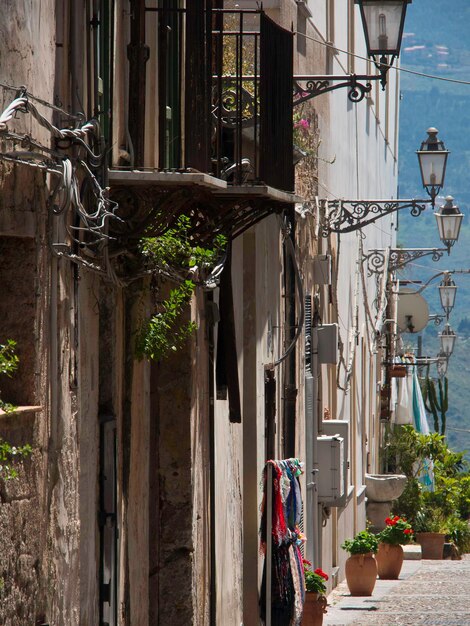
[395,356,414,425]
[259,458,305,626]
[411,362,434,491]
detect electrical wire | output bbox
[0,80,81,119]
[295,31,470,88]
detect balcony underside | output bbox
[109,175,300,247]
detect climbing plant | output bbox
[0,340,32,479]
[136,216,226,362]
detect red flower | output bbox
[404,528,412,535]
[385,517,392,525]
[303,559,312,567]
[315,568,329,581]
[393,516,400,522]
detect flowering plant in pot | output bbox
[304,561,328,594]
[379,516,414,545]
[414,508,448,559]
[341,531,378,596]
[376,516,414,579]
[302,561,328,626]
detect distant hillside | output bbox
[398,0,470,457]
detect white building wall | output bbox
[309,0,399,585]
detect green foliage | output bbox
[0,340,32,479]
[141,215,226,275]
[393,478,422,526]
[423,376,448,436]
[414,508,449,534]
[341,530,378,555]
[385,425,447,479]
[378,516,414,545]
[0,440,32,480]
[446,516,470,554]
[0,340,19,378]
[137,216,226,362]
[303,562,328,594]
[388,425,470,551]
[135,280,196,362]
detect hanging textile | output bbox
[394,356,414,425]
[259,458,305,626]
[411,364,434,491]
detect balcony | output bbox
[105,4,296,245]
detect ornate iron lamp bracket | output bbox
[363,248,447,276]
[429,314,445,327]
[293,74,381,104]
[321,198,431,236]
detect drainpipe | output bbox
[312,322,321,567]
[206,292,217,626]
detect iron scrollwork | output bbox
[293,74,377,105]
[363,248,447,277]
[321,198,431,237]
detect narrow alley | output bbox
[325,556,470,626]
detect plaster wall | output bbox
[295,0,400,582]
[212,214,283,626]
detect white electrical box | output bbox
[321,420,349,507]
[314,324,339,364]
[313,255,332,285]
[317,435,345,506]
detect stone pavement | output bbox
[324,555,470,626]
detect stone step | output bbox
[403,544,422,560]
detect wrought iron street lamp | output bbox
[319,125,455,236]
[438,273,457,318]
[362,247,447,276]
[356,0,411,88]
[437,352,449,378]
[435,196,464,251]
[417,128,449,207]
[294,0,412,103]
[439,323,457,356]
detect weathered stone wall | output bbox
[154,286,194,625]
[0,2,104,624]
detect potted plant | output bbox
[376,516,414,579]
[302,561,328,626]
[341,530,378,596]
[414,509,448,559]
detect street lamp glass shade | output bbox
[439,324,456,356]
[438,274,457,317]
[416,128,449,194]
[435,196,464,249]
[355,0,411,56]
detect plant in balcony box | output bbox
[302,560,328,626]
[376,516,414,579]
[341,531,378,596]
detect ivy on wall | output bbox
[136,216,226,361]
[0,340,32,479]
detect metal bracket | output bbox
[320,198,432,236]
[363,248,447,276]
[293,73,381,104]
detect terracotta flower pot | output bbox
[416,532,446,559]
[345,553,377,596]
[376,543,404,579]
[302,593,327,626]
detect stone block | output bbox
[403,544,422,560]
